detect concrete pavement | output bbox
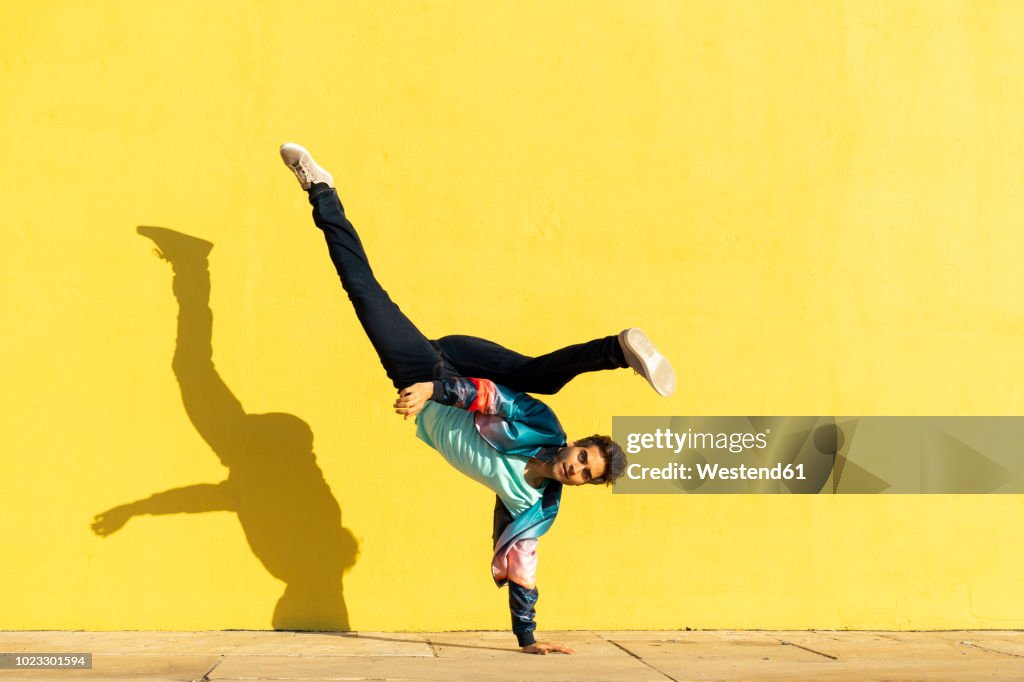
[0,630,1021,681]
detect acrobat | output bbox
[280,144,675,654]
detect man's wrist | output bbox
[516,630,536,647]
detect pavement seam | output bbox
[195,653,224,681]
[960,640,1024,659]
[424,636,439,657]
[770,637,838,661]
[598,633,680,682]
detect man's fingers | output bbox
[540,643,574,655]
[394,385,428,418]
[394,405,421,418]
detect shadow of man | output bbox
[92,226,358,630]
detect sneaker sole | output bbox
[623,328,676,397]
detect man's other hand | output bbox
[394,382,433,419]
[521,641,576,655]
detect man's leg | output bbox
[309,183,445,388]
[432,334,627,395]
[283,144,671,396]
[305,178,446,389]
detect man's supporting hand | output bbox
[394,382,434,419]
[521,641,575,655]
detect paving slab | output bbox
[601,631,826,682]
[599,631,781,643]
[769,630,1019,662]
[243,632,432,657]
[876,630,1024,658]
[599,631,1024,681]
[600,632,826,665]
[425,630,624,659]
[0,631,431,657]
[208,653,666,682]
[207,629,662,681]
[960,632,1024,658]
[651,659,1022,681]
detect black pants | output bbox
[309,185,627,393]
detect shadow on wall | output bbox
[91,226,359,630]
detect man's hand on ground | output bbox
[394,382,433,419]
[521,641,576,655]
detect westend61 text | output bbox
[627,462,806,481]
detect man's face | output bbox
[553,441,606,486]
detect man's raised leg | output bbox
[281,143,446,389]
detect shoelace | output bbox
[292,163,312,185]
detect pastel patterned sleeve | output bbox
[432,377,515,416]
[431,377,565,455]
[507,538,540,648]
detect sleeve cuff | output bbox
[515,630,536,647]
[431,380,444,402]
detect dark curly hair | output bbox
[575,434,628,486]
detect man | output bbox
[280,143,675,654]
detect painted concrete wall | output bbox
[2,1,1022,631]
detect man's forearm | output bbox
[509,581,538,647]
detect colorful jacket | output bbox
[430,377,566,647]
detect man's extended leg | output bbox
[433,328,675,397]
[432,334,627,395]
[282,144,446,389]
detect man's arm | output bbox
[395,378,552,424]
[511,579,574,655]
[492,499,574,655]
[505,538,575,655]
[509,579,538,647]
[430,377,532,420]
[395,378,565,454]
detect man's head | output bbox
[552,435,628,487]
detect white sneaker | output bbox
[279,143,334,190]
[618,328,676,397]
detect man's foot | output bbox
[280,143,334,190]
[137,226,213,262]
[618,328,676,397]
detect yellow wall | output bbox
[2,1,1023,631]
